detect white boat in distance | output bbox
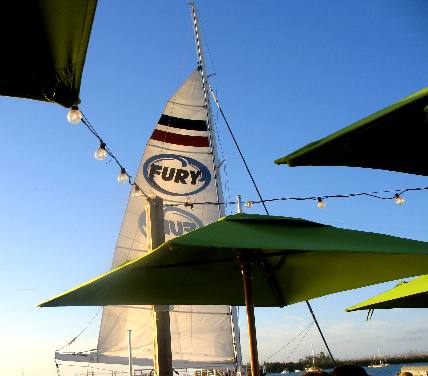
[368,348,389,368]
[304,344,325,373]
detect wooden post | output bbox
[145,196,173,376]
[237,256,259,376]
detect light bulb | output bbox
[67,105,82,124]
[245,201,253,208]
[117,168,128,184]
[94,142,107,160]
[184,197,193,208]
[316,197,326,209]
[147,190,157,199]
[131,185,143,197]
[394,193,405,205]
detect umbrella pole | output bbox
[238,258,260,376]
[146,197,173,376]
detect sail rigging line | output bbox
[283,323,314,363]
[212,95,233,214]
[263,321,314,363]
[208,85,270,215]
[208,84,337,367]
[56,309,102,351]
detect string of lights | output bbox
[66,106,425,210]
[166,186,427,209]
[66,106,147,198]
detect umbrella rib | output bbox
[137,249,305,270]
[139,257,233,269]
[254,252,285,307]
[233,249,286,307]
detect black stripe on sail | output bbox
[158,114,207,131]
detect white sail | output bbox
[56,70,241,370]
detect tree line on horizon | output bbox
[262,351,428,373]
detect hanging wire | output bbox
[208,83,337,367]
[213,96,233,215]
[263,321,314,362]
[164,186,427,208]
[78,112,147,198]
[208,84,270,215]
[56,309,102,351]
[81,114,126,175]
[71,109,423,210]
[283,322,315,363]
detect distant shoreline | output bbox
[263,352,428,373]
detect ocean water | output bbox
[267,363,428,376]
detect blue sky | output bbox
[1,1,428,375]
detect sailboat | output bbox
[367,348,389,368]
[304,344,324,373]
[55,4,242,375]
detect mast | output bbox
[128,330,133,376]
[190,3,242,373]
[311,344,315,367]
[190,2,222,217]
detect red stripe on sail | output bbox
[151,129,210,147]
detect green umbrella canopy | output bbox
[275,87,428,176]
[0,1,97,108]
[346,274,428,311]
[40,214,428,308]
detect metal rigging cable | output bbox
[263,321,314,363]
[209,85,336,368]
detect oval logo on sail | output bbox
[138,206,203,239]
[143,154,211,196]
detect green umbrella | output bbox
[346,274,428,312]
[275,87,428,176]
[40,213,428,375]
[0,1,97,108]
